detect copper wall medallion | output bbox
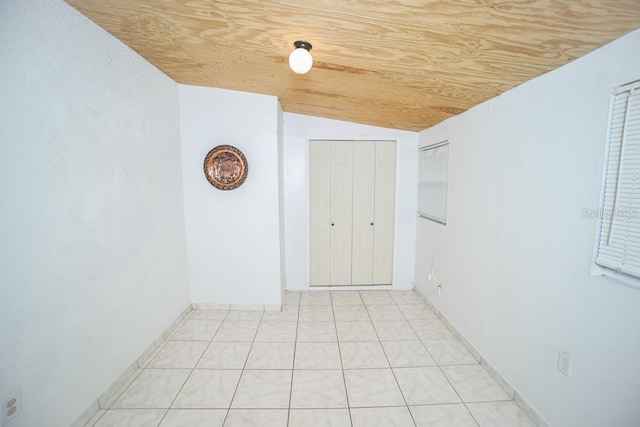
[203,145,248,190]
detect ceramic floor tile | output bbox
[466,401,536,427]
[343,369,405,408]
[159,409,227,426]
[294,342,342,369]
[95,290,536,427]
[393,367,460,405]
[262,305,299,321]
[245,342,295,369]
[188,310,229,320]
[225,310,264,321]
[196,342,252,369]
[213,320,260,341]
[283,291,301,306]
[410,404,479,427]
[147,341,209,369]
[372,320,418,341]
[172,370,242,409]
[350,406,415,427]
[113,369,191,409]
[335,321,378,342]
[441,365,511,402]
[339,341,389,369]
[231,370,292,409]
[291,369,348,408]
[297,321,337,342]
[410,319,456,340]
[333,305,370,321]
[288,409,351,427]
[300,291,332,306]
[299,305,335,321]
[366,304,405,320]
[424,339,478,366]
[330,291,364,306]
[93,409,166,427]
[397,304,438,320]
[381,340,436,368]
[254,321,297,342]
[360,291,395,305]
[171,320,222,341]
[224,409,288,426]
[389,290,423,305]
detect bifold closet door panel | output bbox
[351,141,376,285]
[329,141,353,286]
[309,141,331,285]
[309,140,395,287]
[372,142,396,284]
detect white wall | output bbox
[180,85,283,306]
[0,1,190,426]
[283,113,418,289]
[415,29,640,427]
[277,104,287,297]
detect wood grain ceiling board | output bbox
[65,0,640,131]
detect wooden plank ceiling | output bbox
[65,0,640,131]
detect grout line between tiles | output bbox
[399,301,485,426]
[155,310,230,426]
[82,407,105,427]
[370,291,418,427]
[285,295,301,427]
[92,305,194,419]
[415,291,543,427]
[221,309,264,425]
[81,290,540,426]
[335,291,358,427]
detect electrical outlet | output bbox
[557,351,572,377]
[2,390,22,425]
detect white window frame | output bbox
[418,141,449,225]
[592,79,640,290]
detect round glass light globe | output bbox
[289,48,313,74]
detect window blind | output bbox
[596,80,640,278]
[418,141,449,224]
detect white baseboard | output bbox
[194,303,282,312]
[71,304,192,427]
[416,291,550,427]
[309,285,393,291]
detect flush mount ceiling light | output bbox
[288,40,313,74]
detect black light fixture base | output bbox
[293,40,312,51]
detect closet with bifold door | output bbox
[309,140,396,286]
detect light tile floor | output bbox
[85,290,537,427]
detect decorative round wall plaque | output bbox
[203,145,248,190]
